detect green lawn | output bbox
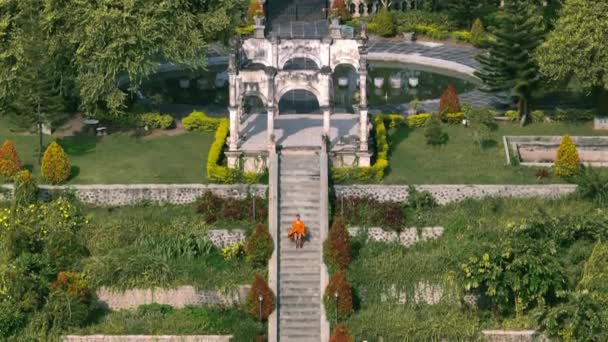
[384,121,607,184]
[0,117,214,184]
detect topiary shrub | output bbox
[407,113,432,128]
[246,0,264,24]
[323,218,351,273]
[139,113,174,130]
[331,0,350,21]
[323,271,353,321]
[183,111,220,132]
[246,274,275,321]
[505,110,520,121]
[330,324,353,342]
[445,112,465,125]
[425,115,447,145]
[0,139,22,179]
[41,141,71,184]
[245,223,274,267]
[555,135,580,178]
[452,31,471,43]
[372,8,395,37]
[470,18,486,47]
[439,85,461,120]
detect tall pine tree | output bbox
[475,0,545,126]
[446,0,495,29]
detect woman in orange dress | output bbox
[287,214,306,249]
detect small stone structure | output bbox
[207,229,246,248]
[505,135,608,167]
[335,184,577,205]
[348,227,444,247]
[594,117,608,130]
[482,330,549,342]
[64,336,232,342]
[96,285,250,311]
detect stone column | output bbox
[271,36,280,70]
[267,106,276,145]
[322,106,331,136]
[229,106,239,151]
[359,106,368,152]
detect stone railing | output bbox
[335,184,577,205]
[64,336,232,342]
[96,285,250,311]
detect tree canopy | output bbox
[0,0,245,119]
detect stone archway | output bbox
[283,57,321,71]
[278,89,321,114]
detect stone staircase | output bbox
[277,150,326,341]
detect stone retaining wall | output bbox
[96,285,250,311]
[1,184,577,207]
[0,184,267,206]
[349,227,444,247]
[64,336,232,342]
[207,230,246,248]
[335,184,577,205]
[482,330,548,342]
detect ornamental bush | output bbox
[139,113,174,130]
[439,85,461,119]
[47,271,97,330]
[445,112,465,125]
[371,8,395,37]
[452,31,471,43]
[41,141,71,184]
[182,111,220,132]
[12,170,37,206]
[415,24,449,40]
[323,271,353,320]
[323,218,351,273]
[330,324,353,342]
[577,242,608,304]
[425,115,447,146]
[555,135,580,178]
[470,18,486,47]
[246,274,275,321]
[246,0,263,24]
[245,223,274,267]
[206,119,240,183]
[407,113,432,128]
[531,110,546,123]
[505,110,520,121]
[331,0,349,20]
[0,139,22,179]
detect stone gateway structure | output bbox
[225,15,372,173]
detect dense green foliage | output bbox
[245,223,274,267]
[323,218,351,273]
[475,0,545,124]
[424,115,447,145]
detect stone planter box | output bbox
[594,117,608,130]
[505,135,608,167]
[389,76,402,88]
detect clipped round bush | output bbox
[330,324,353,342]
[531,110,546,123]
[245,223,274,267]
[139,113,174,130]
[470,18,486,47]
[505,110,520,121]
[182,111,220,132]
[372,8,395,37]
[323,271,353,321]
[246,274,275,321]
[555,135,580,178]
[41,141,71,184]
[323,218,351,273]
[439,85,461,120]
[0,139,22,179]
[407,113,432,128]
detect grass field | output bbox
[0,117,214,184]
[384,121,607,184]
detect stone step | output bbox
[278,302,321,311]
[280,308,321,318]
[280,295,321,305]
[279,330,321,340]
[280,320,320,330]
[280,274,320,282]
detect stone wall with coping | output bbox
[96,285,251,311]
[335,184,577,205]
[349,227,444,247]
[482,330,548,342]
[0,184,267,206]
[64,336,232,342]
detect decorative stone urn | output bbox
[338,77,349,87]
[408,77,419,88]
[374,77,384,89]
[390,75,402,89]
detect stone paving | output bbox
[239,113,359,151]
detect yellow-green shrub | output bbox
[41,141,71,184]
[555,135,580,178]
[414,24,449,40]
[206,119,240,183]
[470,18,486,47]
[380,114,405,129]
[235,25,254,36]
[452,31,471,43]
[0,139,22,179]
[445,112,465,124]
[139,113,174,130]
[407,113,432,128]
[531,110,546,123]
[183,111,220,132]
[505,110,519,121]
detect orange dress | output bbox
[288,220,306,238]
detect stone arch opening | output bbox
[278,89,321,114]
[333,64,358,113]
[283,57,320,71]
[241,94,267,115]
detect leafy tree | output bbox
[439,84,461,118]
[470,18,486,47]
[246,0,264,24]
[323,218,351,273]
[323,271,353,322]
[537,0,608,115]
[475,0,545,126]
[464,106,495,148]
[446,0,494,28]
[245,223,274,267]
[330,324,353,342]
[0,139,22,179]
[555,135,580,179]
[424,115,447,146]
[372,8,395,37]
[246,273,275,321]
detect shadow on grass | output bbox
[68,166,81,182]
[57,134,99,156]
[480,139,498,149]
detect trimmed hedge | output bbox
[183,111,220,132]
[445,112,465,125]
[139,113,174,130]
[407,113,432,128]
[206,119,240,183]
[41,141,71,184]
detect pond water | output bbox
[136,61,478,114]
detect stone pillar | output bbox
[271,36,280,70]
[359,72,367,108]
[322,106,331,136]
[359,106,368,152]
[229,106,239,151]
[267,106,276,145]
[329,17,342,39]
[253,16,265,39]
